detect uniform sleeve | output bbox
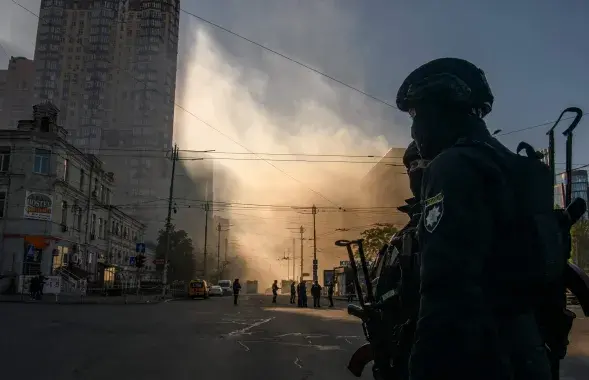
[409,151,504,380]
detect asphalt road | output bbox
[1,295,588,380]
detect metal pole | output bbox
[312,205,318,283]
[299,226,304,282]
[162,145,178,297]
[217,223,221,275]
[292,238,296,281]
[203,201,209,279]
[224,237,228,263]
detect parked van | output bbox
[188,279,209,299]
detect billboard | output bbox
[24,191,53,221]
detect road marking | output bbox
[241,340,342,351]
[227,317,275,337]
[276,332,302,338]
[305,334,328,339]
[237,341,250,352]
[336,335,359,339]
[345,338,352,344]
[294,358,303,368]
[307,340,312,344]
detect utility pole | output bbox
[162,145,179,297]
[203,201,209,279]
[292,238,296,281]
[299,226,305,282]
[217,222,221,275]
[312,205,318,283]
[224,237,228,263]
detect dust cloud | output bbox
[174,28,406,286]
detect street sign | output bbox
[302,272,310,277]
[26,245,35,258]
[153,258,165,265]
[135,243,145,253]
[340,260,350,267]
[129,256,136,265]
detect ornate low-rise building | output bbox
[0,103,146,286]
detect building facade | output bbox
[0,103,145,284]
[0,57,35,130]
[341,147,412,232]
[556,169,589,218]
[33,0,180,239]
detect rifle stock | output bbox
[348,343,373,377]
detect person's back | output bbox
[396,57,553,380]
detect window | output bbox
[77,207,82,231]
[98,217,103,239]
[80,169,85,190]
[0,190,5,218]
[0,147,10,172]
[61,201,68,225]
[91,213,96,237]
[33,149,50,174]
[63,159,69,182]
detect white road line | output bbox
[227,317,275,337]
[237,341,250,352]
[276,332,302,338]
[336,335,359,339]
[305,334,328,339]
[294,358,303,368]
[345,338,352,344]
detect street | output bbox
[1,296,588,380]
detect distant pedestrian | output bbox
[296,283,302,307]
[311,281,322,308]
[300,281,308,307]
[327,281,334,307]
[271,280,280,303]
[232,278,241,305]
[346,282,355,303]
[290,282,296,304]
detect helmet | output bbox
[402,140,421,169]
[396,58,494,118]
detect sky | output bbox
[2,0,589,279]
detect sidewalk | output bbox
[0,293,165,304]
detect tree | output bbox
[571,219,589,269]
[156,225,196,282]
[359,223,398,262]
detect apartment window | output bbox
[61,201,68,225]
[76,207,82,231]
[80,169,85,191]
[93,178,99,197]
[63,159,69,182]
[33,149,51,174]
[100,184,105,203]
[0,147,10,172]
[0,190,5,218]
[91,214,96,237]
[98,217,103,239]
[105,188,111,205]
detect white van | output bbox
[218,280,233,296]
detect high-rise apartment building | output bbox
[33,0,180,238]
[0,57,36,129]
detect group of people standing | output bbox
[285,280,335,308]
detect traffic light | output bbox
[135,255,145,269]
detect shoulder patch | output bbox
[423,192,444,233]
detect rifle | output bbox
[336,232,418,379]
